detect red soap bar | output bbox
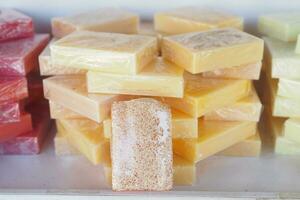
[0,102,23,123]
[0,9,34,42]
[27,75,44,104]
[0,33,50,76]
[0,77,28,104]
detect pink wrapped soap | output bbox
[0,33,49,76]
[0,77,28,104]
[0,9,34,42]
[0,102,23,123]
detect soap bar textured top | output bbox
[154,7,243,34]
[111,98,173,191]
[51,31,157,75]
[51,8,139,38]
[0,9,34,42]
[162,28,263,74]
[0,77,28,104]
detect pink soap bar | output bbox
[0,102,23,123]
[0,77,28,104]
[0,9,34,42]
[0,33,50,76]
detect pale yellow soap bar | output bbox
[162,73,251,118]
[43,76,123,123]
[49,101,83,119]
[39,39,86,76]
[154,7,243,34]
[284,118,300,144]
[173,119,257,163]
[54,130,79,156]
[162,28,264,74]
[87,58,184,98]
[51,31,158,75]
[52,8,139,38]
[277,78,300,100]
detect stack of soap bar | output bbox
[0,9,34,42]
[51,8,139,38]
[0,77,28,103]
[0,34,49,76]
[154,7,243,34]
[258,13,300,42]
[161,28,264,74]
[0,102,22,123]
[50,31,158,75]
[284,118,300,144]
[111,98,173,191]
[87,58,184,97]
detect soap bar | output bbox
[263,36,300,79]
[43,76,123,123]
[49,101,82,119]
[54,132,79,156]
[26,75,44,104]
[51,31,157,75]
[39,39,87,76]
[0,77,28,104]
[162,28,263,74]
[202,62,262,80]
[111,98,173,191]
[87,58,184,98]
[0,34,50,76]
[204,87,262,122]
[0,9,34,42]
[173,119,257,163]
[154,7,243,34]
[0,102,22,123]
[274,96,300,117]
[163,73,251,117]
[57,118,110,165]
[218,132,261,157]
[277,78,300,100]
[283,118,300,143]
[51,8,139,38]
[258,13,300,42]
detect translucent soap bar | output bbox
[277,78,300,100]
[258,13,300,42]
[0,77,28,104]
[0,9,34,42]
[111,98,173,191]
[173,119,257,163]
[204,87,262,122]
[284,118,300,144]
[51,31,158,75]
[0,102,22,123]
[57,118,110,165]
[43,76,123,123]
[154,7,243,34]
[202,62,262,80]
[51,8,139,38]
[0,34,50,76]
[54,132,79,156]
[163,73,251,117]
[87,58,184,98]
[39,39,87,76]
[162,28,263,74]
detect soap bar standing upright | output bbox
[111,98,173,191]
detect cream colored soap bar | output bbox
[277,78,300,100]
[162,28,263,74]
[173,119,257,163]
[284,118,300,144]
[258,13,300,42]
[163,73,251,118]
[51,31,157,75]
[87,58,184,98]
[43,76,123,123]
[49,101,83,119]
[39,39,86,76]
[154,7,243,34]
[52,8,139,38]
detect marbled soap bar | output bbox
[0,77,28,104]
[0,34,49,76]
[87,58,184,98]
[173,119,257,163]
[0,9,34,42]
[51,31,157,75]
[277,78,300,100]
[162,28,263,74]
[258,13,300,42]
[111,98,173,191]
[43,76,123,123]
[154,7,243,34]
[284,118,300,144]
[0,102,22,123]
[52,8,139,38]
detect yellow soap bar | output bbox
[173,119,257,163]
[51,8,139,38]
[43,76,123,123]
[54,131,79,156]
[204,87,262,122]
[202,62,262,80]
[87,58,184,98]
[39,39,86,76]
[284,118,300,144]
[162,28,264,74]
[163,73,251,118]
[51,31,158,75]
[57,118,110,165]
[154,7,243,34]
[49,101,83,119]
